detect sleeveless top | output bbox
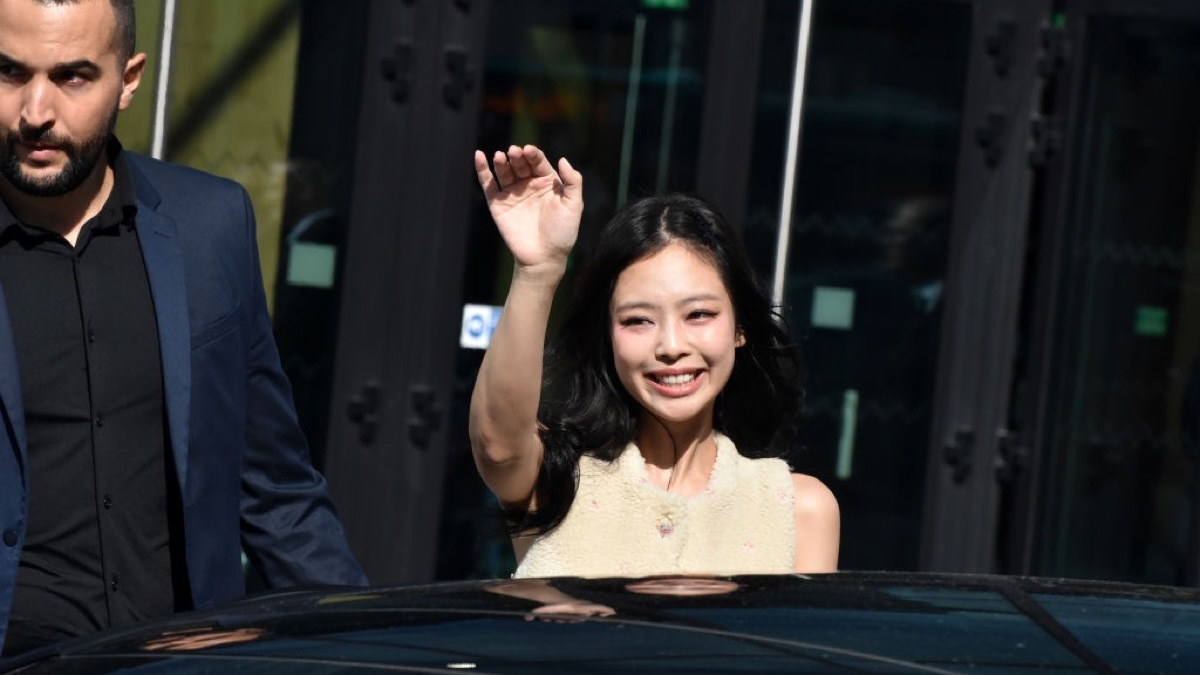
[513,433,796,578]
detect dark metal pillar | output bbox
[919,0,1054,572]
[322,0,491,584]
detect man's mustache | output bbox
[14,122,71,148]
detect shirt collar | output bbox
[96,138,138,232]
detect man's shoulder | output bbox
[121,152,254,241]
[124,151,246,198]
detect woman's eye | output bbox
[620,316,651,327]
[688,310,716,320]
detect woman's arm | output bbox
[469,145,584,507]
[791,473,841,573]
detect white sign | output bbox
[460,304,503,350]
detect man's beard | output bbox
[0,107,117,198]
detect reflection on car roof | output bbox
[4,572,1199,674]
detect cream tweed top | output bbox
[513,432,796,578]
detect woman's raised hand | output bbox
[469,146,581,503]
[474,145,584,277]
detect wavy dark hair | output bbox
[509,194,806,534]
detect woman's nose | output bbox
[655,322,689,361]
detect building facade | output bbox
[123,0,1200,586]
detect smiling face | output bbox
[609,242,744,431]
[0,0,143,198]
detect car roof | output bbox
[4,572,1200,674]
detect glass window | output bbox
[160,0,304,310]
[119,2,370,472]
[755,0,971,570]
[1035,14,1200,585]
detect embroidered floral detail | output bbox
[618,563,631,575]
[590,499,601,510]
[743,541,757,553]
[775,490,791,504]
[657,521,675,537]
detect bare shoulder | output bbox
[790,472,840,572]
[790,473,839,521]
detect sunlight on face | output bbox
[609,242,743,430]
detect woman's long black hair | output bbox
[509,194,805,534]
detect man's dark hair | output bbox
[37,0,136,62]
[110,0,136,61]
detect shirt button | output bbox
[102,495,113,509]
[111,575,119,591]
[87,331,96,343]
[2,529,17,547]
[95,415,104,428]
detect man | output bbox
[0,0,366,656]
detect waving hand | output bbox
[474,145,584,276]
[469,145,583,508]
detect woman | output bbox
[470,145,839,577]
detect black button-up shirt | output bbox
[0,142,188,653]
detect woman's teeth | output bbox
[657,373,696,385]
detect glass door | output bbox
[1021,1,1200,585]
[759,0,972,571]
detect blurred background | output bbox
[121,0,1200,587]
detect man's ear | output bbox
[735,329,746,348]
[119,52,147,111]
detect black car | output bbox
[3,572,1199,673]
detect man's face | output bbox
[0,0,143,197]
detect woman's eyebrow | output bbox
[677,293,724,304]
[612,294,724,313]
[612,300,659,313]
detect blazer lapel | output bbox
[134,183,192,490]
[0,283,27,478]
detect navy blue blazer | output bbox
[0,153,367,650]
